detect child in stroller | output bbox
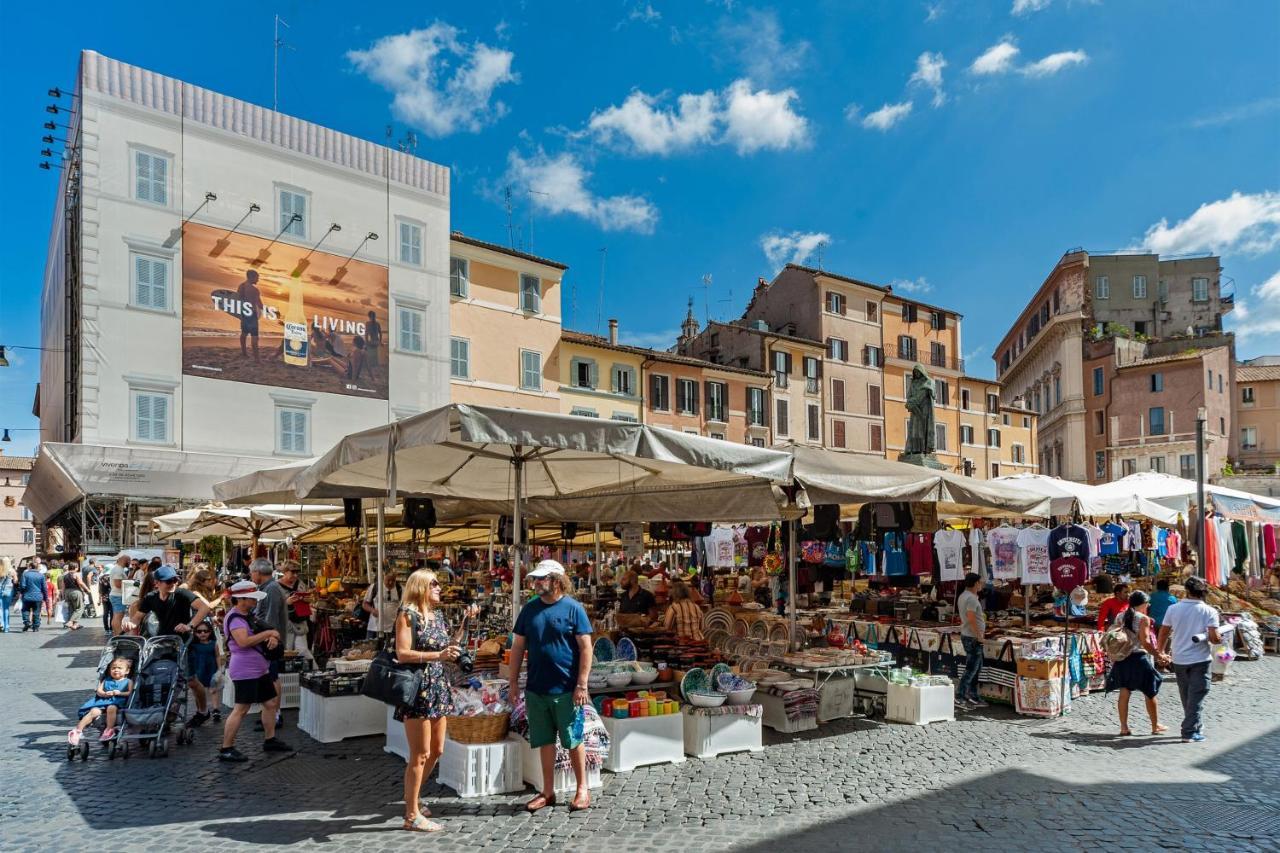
[68,657,133,748]
[117,635,192,758]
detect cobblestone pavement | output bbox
[3,625,1279,853]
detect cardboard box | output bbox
[1017,658,1066,680]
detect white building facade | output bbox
[39,51,451,467]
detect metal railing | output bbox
[882,343,964,372]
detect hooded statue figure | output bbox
[905,365,936,455]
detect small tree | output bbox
[196,535,232,567]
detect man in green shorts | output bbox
[508,560,594,813]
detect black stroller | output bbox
[68,634,144,761]
[118,635,193,758]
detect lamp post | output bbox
[1195,406,1207,578]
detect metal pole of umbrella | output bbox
[788,518,799,652]
[1195,407,1207,579]
[511,448,524,628]
[376,499,387,635]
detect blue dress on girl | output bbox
[78,678,131,718]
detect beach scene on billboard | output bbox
[182,222,389,400]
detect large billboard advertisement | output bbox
[182,222,389,399]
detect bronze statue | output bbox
[905,364,936,455]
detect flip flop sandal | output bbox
[569,796,591,812]
[402,815,444,833]
[1118,729,1132,736]
[525,794,556,813]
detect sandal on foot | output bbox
[1152,724,1168,734]
[402,815,444,833]
[525,794,556,812]
[569,794,591,812]
[1118,729,1132,736]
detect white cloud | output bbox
[760,231,831,268]
[588,90,720,155]
[909,52,947,107]
[586,79,809,156]
[1012,0,1051,15]
[503,150,659,233]
[347,23,518,137]
[925,3,945,23]
[628,3,661,25]
[891,277,933,295]
[1134,191,1280,256]
[1232,271,1280,341]
[1022,50,1088,77]
[1191,97,1280,129]
[722,80,810,153]
[858,101,914,132]
[718,9,809,84]
[970,39,1021,75]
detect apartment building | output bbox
[738,266,888,453]
[1234,359,1280,471]
[448,233,565,412]
[677,318,828,448]
[0,454,38,562]
[39,51,450,462]
[955,379,1038,480]
[994,250,1230,482]
[559,326,644,422]
[881,292,964,466]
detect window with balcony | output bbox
[897,335,917,361]
[772,350,790,388]
[804,356,821,392]
[930,341,947,368]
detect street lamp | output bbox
[1195,406,1207,578]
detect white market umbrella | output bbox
[991,472,1179,522]
[212,459,323,505]
[152,504,340,545]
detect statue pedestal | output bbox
[898,452,947,470]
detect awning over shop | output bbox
[992,472,1181,523]
[1090,471,1280,523]
[212,459,322,505]
[24,443,281,525]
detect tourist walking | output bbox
[0,557,16,633]
[125,565,211,637]
[108,555,130,634]
[1105,591,1168,736]
[1157,577,1221,743]
[392,569,470,833]
[218,580,291,762]
[250,559,287,731]
[61,565,90,630]
[508,560,594,813]
[955,572,987,710]
[19,559,47,632]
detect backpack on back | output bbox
[1102,623,1135,663]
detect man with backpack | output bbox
[1157,577,1221,743]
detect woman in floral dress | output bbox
[393,569,468,832]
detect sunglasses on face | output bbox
[429,581,442,589]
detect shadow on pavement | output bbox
[201,816,394,845]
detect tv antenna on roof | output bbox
[701,273,713,325]
[504,186,515,248]
[273,14,294,112]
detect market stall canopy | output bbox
[151,503,341,542]
[289,404,792,522]
[24,443,281,525]
[212,459,323,505]
[1092,472,1280,522]
[992,472,1180,523]
[787,445,1052,518]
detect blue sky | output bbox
[2,1,1278,458]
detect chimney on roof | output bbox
[608,318,619,345]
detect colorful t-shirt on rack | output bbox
[744,525,770,567]
[1017,526,1052,584]
[1083,524,1104,574]
[933,529,966,582]
[906,533,934,577]
[968,527,988,582]
[881,532,908,576]
[1099,522,1127,555]
[1047,523,1091,591]
[1156,528,1169,559]
[987,526,1021,581]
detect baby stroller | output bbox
[118,635,192,758]
[68,634,144,761]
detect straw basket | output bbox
[447,713,511,744]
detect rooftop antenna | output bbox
[816,239,827,270]
[597,247,608,336]
[504,186,515,248]
[701,273,713,325]
[273,14,294,112]
[717,287,734,322]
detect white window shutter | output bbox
[153,395,168,442]
[135,394,152,441]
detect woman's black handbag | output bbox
[360,611,422,706]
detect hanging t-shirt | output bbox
[704,527,737,568]
[1083,524,1104,574]
[744,525,770,567]
[1125,521,1143,551]
[968,527,988,582]
[987,526,1021,581]
[1047,523,1090,592]
[859,541,878,575]
[906,533,934,577]
[1099,522,1126,555]
[1017,526,1052,584]
[934,529,966,582]
[881,532,908,577]
[1155,528,1169,559]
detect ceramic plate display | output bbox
[769,622,791,644]
[703,608,734,635]
[592,637,616,663]
[749,619,769,640]
[615,637,638,662]
[704,629,730,652]
[688,691,728,708]
[680,667,710,699]
[711,662,732,684]
[733,618,750,638]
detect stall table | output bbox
[682,705,764,759]
[601,712,686,772]
[298,687,386,743]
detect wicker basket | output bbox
[446,713,511,744]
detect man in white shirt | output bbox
[1157,576,1221,743]
[362,567,401,639]
[108,555,130,635]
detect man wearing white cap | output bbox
[508,559,594,813]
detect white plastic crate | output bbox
[886,682,954,725]
[520,736,604,795]
[220,672,300,711]
[757,690,818,734]
[601,713,686,773]
[384,705,409,760]
[297,690,387,743]
[682,708,764,759]
[437,735,524,798]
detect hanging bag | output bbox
[361,610,424,707]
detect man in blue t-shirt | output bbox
[509,560,594,813]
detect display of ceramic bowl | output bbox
[615,637,638,662]
[606,671,633,687]
[631,669,659,685]
[687,691,728,708]
[711,662,732,684]
[593,637,616,663]
[680,667,710,699]
[726,686,757,704]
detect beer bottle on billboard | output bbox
[283,271,309,366]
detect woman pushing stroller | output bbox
[68,657,133,746]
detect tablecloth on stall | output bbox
[684,703,763,719]
[762,686,819,721]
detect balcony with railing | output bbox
[883,342,964,372]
